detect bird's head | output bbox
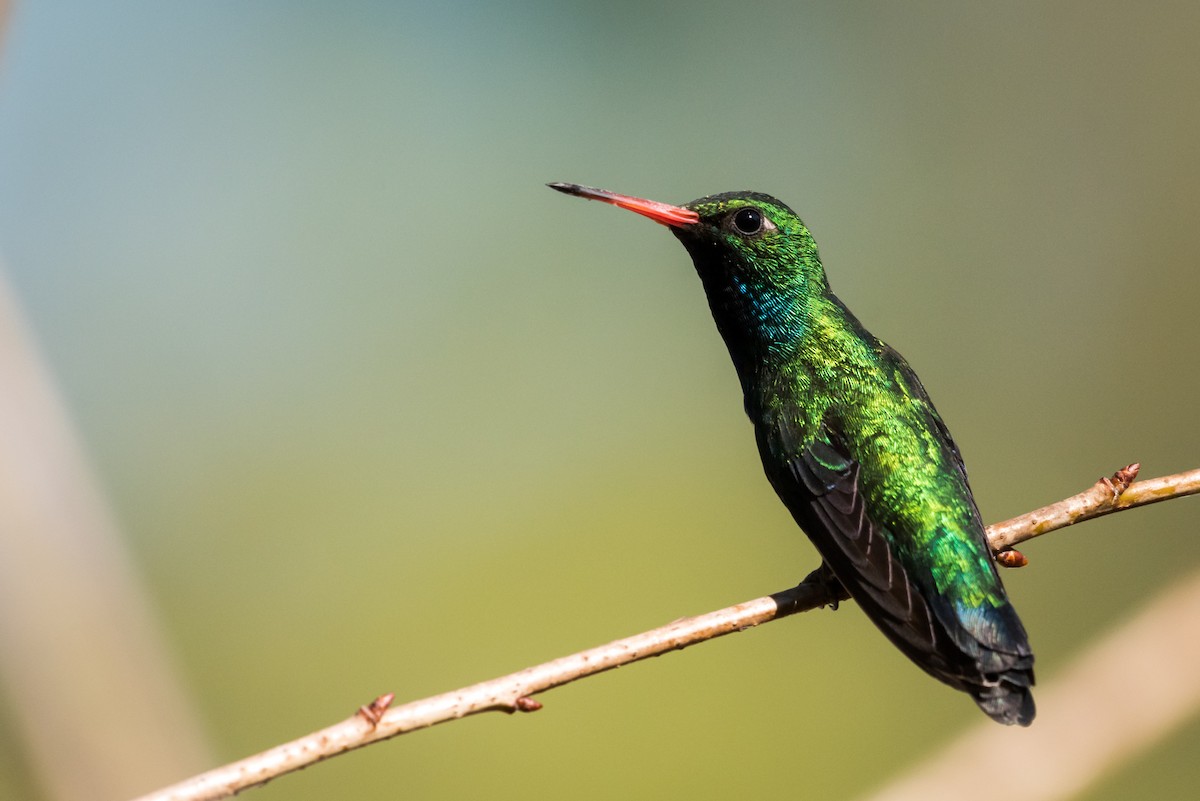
[548,183,827,298]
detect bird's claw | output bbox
[805,563,845,610]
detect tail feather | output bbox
[974,677,1036,726]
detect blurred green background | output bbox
[1,2,1198,799]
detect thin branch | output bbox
[987,462,1200,550]
[130,464,1200,801]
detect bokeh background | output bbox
[1,2,1198,800]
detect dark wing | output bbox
[760,402,1035,724]
[762,419,976,684]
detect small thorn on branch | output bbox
[514,696,542,712]
[357,692,395,727]
[994,548,1029,568]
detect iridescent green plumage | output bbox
[551,183,1035,724]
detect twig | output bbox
[988,463,1200,551]
[130,464,1200,801]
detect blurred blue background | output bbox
[1,2,1198,799]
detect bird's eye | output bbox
[732,207,764,235]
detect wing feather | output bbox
[760,398,1035,723]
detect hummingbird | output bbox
[549,182,1035,725]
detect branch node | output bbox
[994,549,1029,568]
[356,692,395,728]
[1100,462,1140,503]
[515,696,543,712]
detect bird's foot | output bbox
[801,563,847,610]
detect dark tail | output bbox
[956,599,1036,726]
[974,676,1035,726]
